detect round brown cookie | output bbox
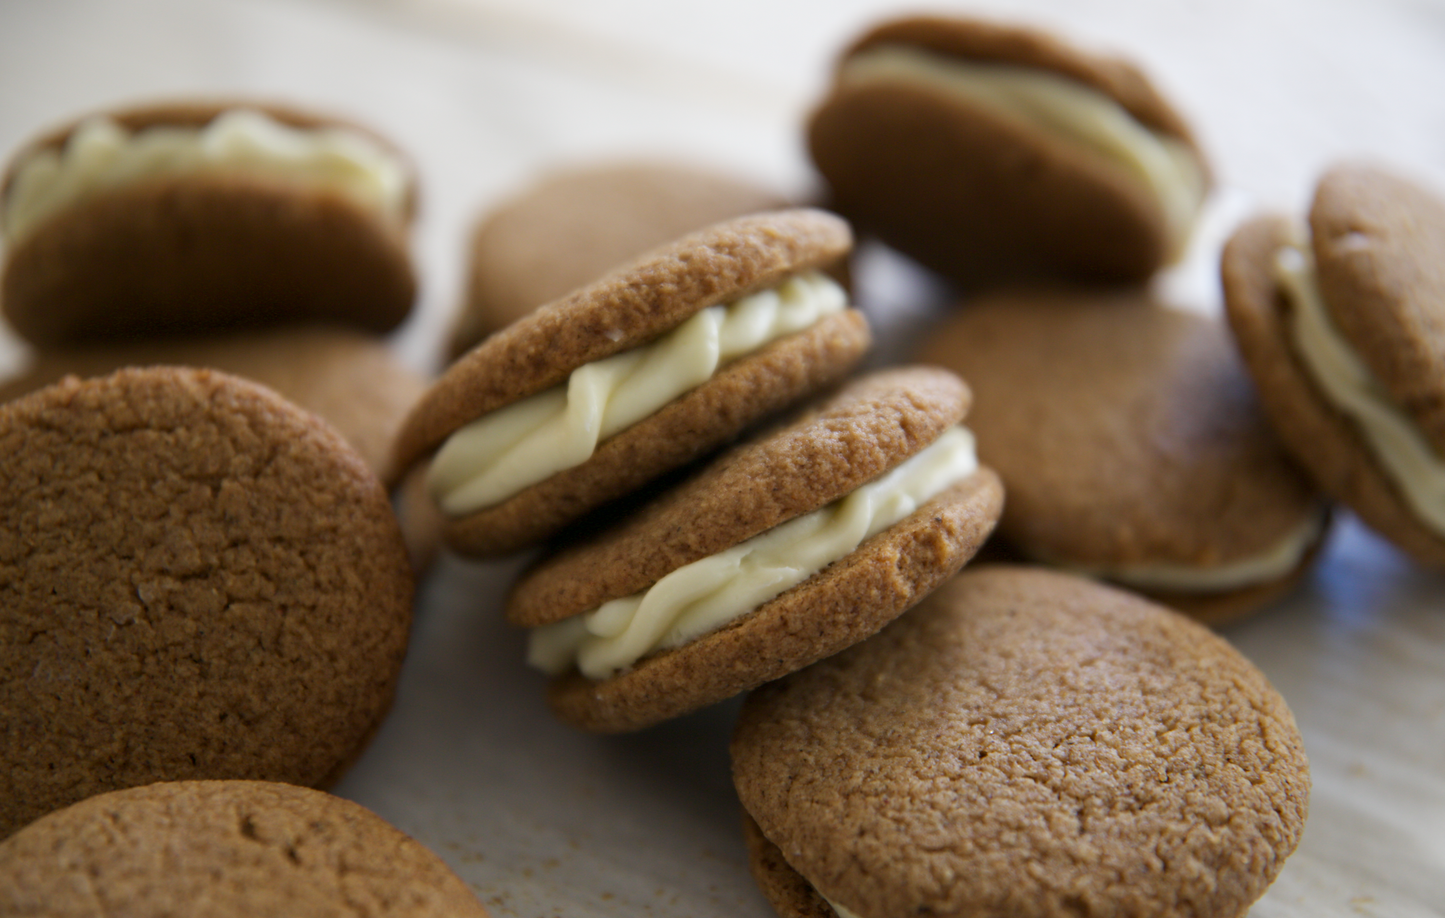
[1,99,418,345]
[447,160,789,359]
[731,565,1311,918]
[0,367,414,838]
[914,286,1325,624]
[808,15,1210,288]
[1222,170,1445,567]
[507,367,1004,733]
[0,780,490,916]
[391,208,871,557]
[0,325,442,571]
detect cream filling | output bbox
[527,426,979,680]
[841,46,1207,258]
[1276,240,1445,535]
[819,896,864,918]
[1058,504,1328,592]
[427,271,848,517]
[2,108,409,243]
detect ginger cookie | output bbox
[732,565,1311,918]
[915,286,1326,624]
[0,367,414,837]
[447,160,788,358]
[391,208,871,557]
[1,99,418,345]
[509,367,1004,733]
[0,325,441,571]
[808,15,1210,288]
[1223,162,1445,567]
[0,780,490,916]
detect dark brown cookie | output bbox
[1222,164,1445,567]
[915,286,1325,624]
[732,565,1311,918]
[0,367,414,837]
[508,367,1003,733]
[391,209,871,557]
[808,15,1210,287]
[447,160,788,358]
[1,100,418,345]
[0,780,490,916]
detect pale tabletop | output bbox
[2,0,1443,915]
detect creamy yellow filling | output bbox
[1276,239,1445,535]
[527,426,979,679]
[427,271,848,516]
[841,46,1207,258]
[3,108,409,243]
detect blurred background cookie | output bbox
[0,367,414,837]
[916,287,1326,624]
[447,160,788,359]
[0,780,491,916]
[808,15,1210,289]
[0,99,419,345]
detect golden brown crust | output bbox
[732,565,1311,918]
[742,813,836,918]
[449,161,788,358]
[0,368,414,837]
[390,208,853,480]
[1309,162,1445,457]
[0,781,490,916]
[542,468,1003,733]
[442,309,871,556]
[1222,214,1445,566]
[506,367,971,627]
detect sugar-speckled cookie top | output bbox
[915,287,1323,622]
[0,780,490,916]
[0,368,414,837]
[447,161,788,358]
[732,565,1311,918]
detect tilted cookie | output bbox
[447,160,788,359]
[916,287,1326,624]
[391,209,871,556]
[1223,163,1445,567]
[809,15,1209,287]
[732,565,1310,918]
[0,780,491,916]
[0,368,414,837]
[509,367,1004,733]
[1,99,418,344]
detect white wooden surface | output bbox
[2,1,1443,914]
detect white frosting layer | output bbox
[3,108,409,243]
[1062,504,1328,592]
[1276,241,1445,535]
[527,426,979,679]
[841,46,1207,257]
[428,271,848,517]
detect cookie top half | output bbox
[915,287,1324,623]
[392,208,869,556]
[0,780,490,916]
[1,99,418,344]
[0,367,414,837]
[808,15,1210,286]
[732,564,1310,918]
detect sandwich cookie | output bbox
[0,780,491,916]
[391,209,871,556]
[808,15,1210,287]
[1,100,418,344]
[511,367,1004,733]
[0,325,441,570]
[915,287,1327,624]
[448,160,788,359]
[731,565,1311,918]
[1223,163,1445,567]
[0,367,414,837]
